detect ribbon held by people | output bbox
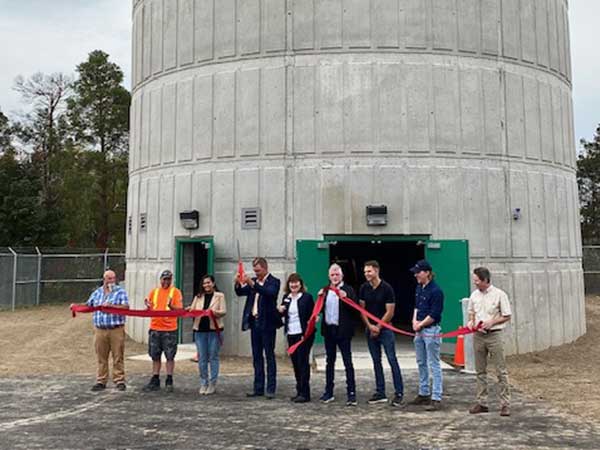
[287,287,483,355]
[70,304,219,324]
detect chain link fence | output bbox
[0,248,125,311]
[583,245,600,295]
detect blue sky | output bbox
[0,0,598,147]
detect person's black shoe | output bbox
[265,392,276,400]
[290,395,299,402]
[91,383,106,392]
[368,392,388,404]
[246,392,264,398]
[165,383,174,393]
[116,383,126,391]
[293,396,309,403]
[391,393,404,407]
[142,377,161,392]
[346,395,358,406]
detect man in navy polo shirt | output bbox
[409,259,444,411]
[359,260,404,407]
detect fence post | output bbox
[104,248,109,270]
[8,247,17,312]
[35,247,42,306]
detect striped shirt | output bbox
[86,285,129,329]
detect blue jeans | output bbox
[414,325,443,401]
[194,331,221,386]
[250,325,277,395]
[366,328,404,396]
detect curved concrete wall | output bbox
[126,0,584,355]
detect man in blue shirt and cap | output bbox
[408,260,444,411]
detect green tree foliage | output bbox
[578,124,600,244]
[0,51,130,249]
[0,110,14,153]
[67,50,130,248]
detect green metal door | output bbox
[425,239,470,347]
[296,240,331,344]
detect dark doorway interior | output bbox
[329,240,425,331]
[180,242,208,343]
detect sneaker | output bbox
[346,395,357,406]
[425,400,442,411]
[469,403,489,414]
[368,392,388,404]
[199,385,208,395]
[142,377,160,392]
[408,394,431,405]
[205,382,216,395]
[116,383,126,391]
[91,383,106,392]
[391,393,404,407]
[500,405,510,417]
[319,392,335,403]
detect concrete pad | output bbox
[1,372,599,449]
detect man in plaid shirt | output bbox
[86,270,130,391]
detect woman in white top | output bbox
[278,273,315,403]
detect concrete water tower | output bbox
[126,0,584,356]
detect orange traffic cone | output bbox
[454,335,465,367]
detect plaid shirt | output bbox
[86,285,129,329]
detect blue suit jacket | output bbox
[235,274,282,331]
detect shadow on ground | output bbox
[1,370,598,450]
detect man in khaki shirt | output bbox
[467,267,512,417]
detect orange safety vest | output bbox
[152,286,176,310]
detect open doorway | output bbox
[329,240,425,346]
[177,240,209,343]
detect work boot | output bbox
[142,375,160,392]
[91,383,106,392]
[469,403,489,414]
[116,383,126,391]
[408,394,431,405]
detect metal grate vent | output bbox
[140,213,147,231]
[128,216,133,235]
[241,208,261,230]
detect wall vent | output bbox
[140,213,147,231]
[241,208,261,230]
[127,216,133,235]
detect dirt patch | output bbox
[0,304,291,378]
[508,295,600,423]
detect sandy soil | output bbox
[508,294,600,423]
[0,303,292,378]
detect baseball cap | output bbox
[410,259,432,274]
[160,270,173,279]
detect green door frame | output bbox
[174,236,214,342]
[296,234,470,354]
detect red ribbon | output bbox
[287,287,482,355]
[70,304,223,341]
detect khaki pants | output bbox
[94,326,125,385]
[474,331,510,407]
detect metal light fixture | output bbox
[366,205,388,226]
[179,210,199,230]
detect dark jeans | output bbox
[323,326,356,397]
[366,328,404,396]
[287,334,314,399]
[250,325,277,395]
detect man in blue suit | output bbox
[234,257,281,398]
